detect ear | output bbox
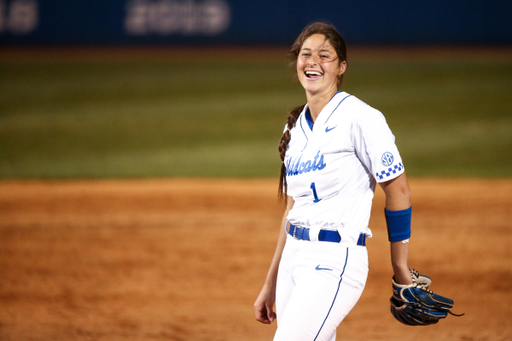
[338,60,347,76]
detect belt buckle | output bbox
[293,224,299,239]
[291,223,304,240]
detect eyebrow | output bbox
[301,47,333,53]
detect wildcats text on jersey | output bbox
[286,150,326,177]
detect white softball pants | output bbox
[274,235,369,341]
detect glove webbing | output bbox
[408,275,465,319]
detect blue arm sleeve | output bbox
[385,206,412,242]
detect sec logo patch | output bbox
[381,152,394,166]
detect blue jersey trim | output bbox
[305,107,314,130]
[325,94,351,125]
[375,162,404,180]
[313,248,350,341]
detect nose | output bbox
[307,55,319,66]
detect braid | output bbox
[278,104,304,201]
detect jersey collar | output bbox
[304,90,342,131]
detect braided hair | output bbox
[278,21,348,201]
[278,104,304,201]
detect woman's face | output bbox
[296,34,346,97]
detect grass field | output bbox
[0,47,511,178]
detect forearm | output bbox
[263,197,294,287]
[263,219,287,287]
[390,240,412,284]
[380,173,413,284]
[254,197,293,324]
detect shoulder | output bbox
[345,94,383,117]
[329,92,386,125]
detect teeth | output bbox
[305,71,322,76]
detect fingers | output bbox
[267,304,276,323]
[254,302,276,324]
[254,306,270,324]
[256,314,270,324]
[265,301,276,323]
[254,306,271,324]
[254,286,276,324]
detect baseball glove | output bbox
[390,269,463,326]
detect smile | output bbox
[305,70,323,79]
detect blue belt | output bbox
[288,223,367,246]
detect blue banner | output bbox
[1,0,511,45]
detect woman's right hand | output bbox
[254,196,293,325]
[253,284,276,324]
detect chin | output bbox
[303,85,323,95]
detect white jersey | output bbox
[284,91,405,240]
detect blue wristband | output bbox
[385,206,412,242]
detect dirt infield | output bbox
[0,178,511,341]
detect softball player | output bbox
[254,22,414,341]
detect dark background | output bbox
[1,0,511,46]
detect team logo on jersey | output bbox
[381,152,394,166]
[315,265,333,271]
[325,125,337,133]
[286,150,326,177]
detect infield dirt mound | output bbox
[0,178,511,341]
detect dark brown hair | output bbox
[278,22,348,201]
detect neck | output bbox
[306,88,339,122]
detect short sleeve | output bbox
[352,107,405,183]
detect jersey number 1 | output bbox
[310,182,321,203]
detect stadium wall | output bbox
[1,0,511,45]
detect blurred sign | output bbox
[0,0,38,34]
[0,0,511,45]
[124,0,231,36]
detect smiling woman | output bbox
[296,34,346,109]
[253,21,459,341]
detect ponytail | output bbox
[278,104,304,202]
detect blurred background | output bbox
[1,0,511,178]
[1,3,511,340]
